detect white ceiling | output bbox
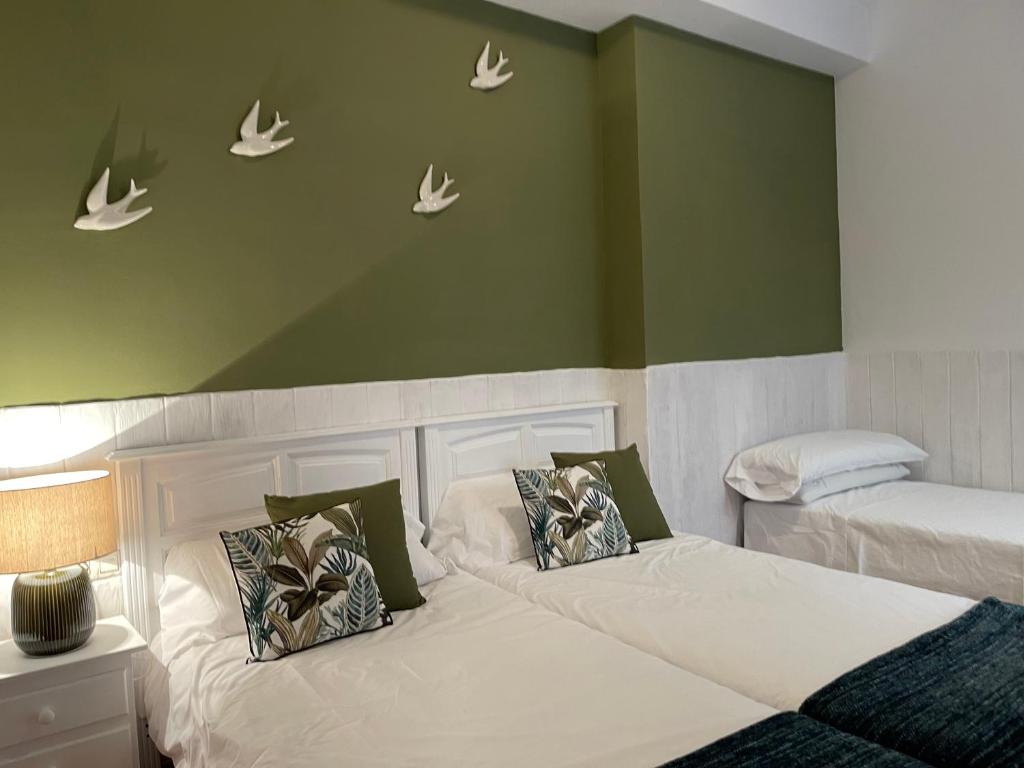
[486,0,873,77]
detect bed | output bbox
[111,414,780,768]
[145,570,776,768]
[743,479,1024,603]
[419,411,976,712]
[472,535,973,711]
[112,407,1022,767]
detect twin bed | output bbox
[145,571,773,767]
[110,404,1019,767]
[744,479,1024,604]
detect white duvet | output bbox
[475,536,973,711]
[146,572,774,768]
[744,480,1024,603]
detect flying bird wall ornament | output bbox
[230,99,294,157]
[74,167,153,231]
[470,41,513,91]
[412,164,460,215]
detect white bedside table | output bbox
[0,616,146,767]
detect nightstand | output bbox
[0,616,146,767]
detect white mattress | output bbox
[744,480,1024,603]
[145,572,774,768]
[474,536,973,711]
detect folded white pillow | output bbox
[789,463,910,504]
[159,536,244,665]
[428,472,534,571]
[404,512,448,585]
[725,430,927,502]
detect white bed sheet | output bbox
[474,536,973,711]
[744,480,1024,603]
[145,572,774,768]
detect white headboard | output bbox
[418,402,616,526]
[109,424,417,641]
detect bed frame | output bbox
[110,424,417,643]
[108,401,616,643]
[418,403,615,527]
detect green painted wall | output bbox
[634,20,842,363]
[0,5,841,409]
[0,0,604,407]
[595,22,646,370]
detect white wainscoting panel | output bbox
[949,350,981,488]
[847,350,1024,492]
[0,368,616,483]
[646,352,846,545]
[893,351,924,480]
[979,351,1012,491]
[607,369,649,468]
[919,351,953,484]
[0,354,846,635]
[1012,352,1024,493]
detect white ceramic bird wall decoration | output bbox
[470,41,513,91]
[230,99,294,157]
[74,167,153,231]
[413,164,460,214]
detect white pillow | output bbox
[428,473,533,571]
[404,512,447,585]
[789,463,910,504]
[725,430,927,502]
[158,536,244,665]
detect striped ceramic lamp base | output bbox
[11,565,96,656]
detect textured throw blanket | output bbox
[801,597,1024,768]
[660,712,929,767]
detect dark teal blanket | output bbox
[659,712,929,767]
[800,597,1024,768]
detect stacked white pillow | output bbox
[725,430,927,504]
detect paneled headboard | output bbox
[108,402,615,641]
[109,425,417,641]
[418,402,616,526]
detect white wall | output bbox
[838,0,1024,353]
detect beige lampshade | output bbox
[0,470,117,574]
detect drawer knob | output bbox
[37,706,56,725]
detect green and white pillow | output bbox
[513,461,638,571]
[220,500,392,662]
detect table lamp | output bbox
[0,470,116,656]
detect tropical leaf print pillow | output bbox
[513,461,639,571]
[220,500,392,662]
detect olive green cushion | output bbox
[551,444,672,542]
[264,479,425,611]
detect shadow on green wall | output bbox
[189,0,603,394]
[76,108,169,219]
[194,221,602,393]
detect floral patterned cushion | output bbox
[220,500,392,661]
[513,461,638,571]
